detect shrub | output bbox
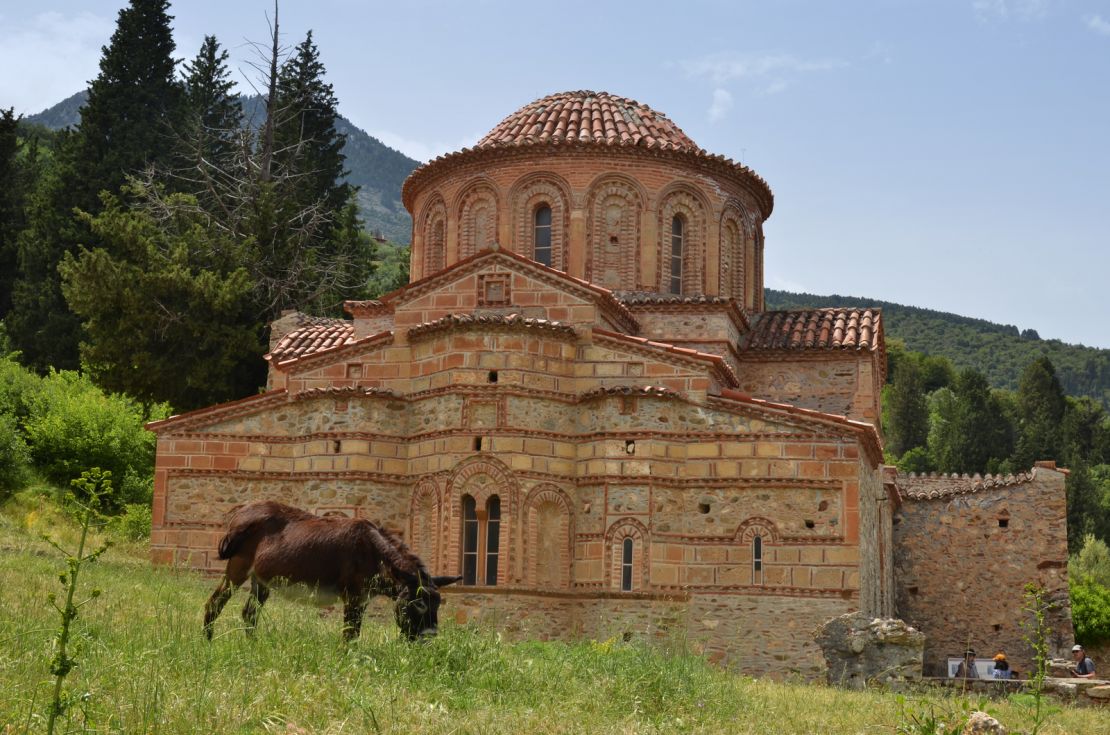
[22,370,168,509]
[1069,578,1110,646]
[0,413,30,499]
[1069,535,1110,588]
[111,502,152,541]
[0,354,42,422]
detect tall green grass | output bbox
[0,496,1103,734]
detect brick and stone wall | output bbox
[892,464,1073,676]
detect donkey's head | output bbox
[394,573,462,640]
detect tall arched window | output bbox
[752,535,763,585]
[460,493,501,586]
[533,205,552,267]
[621,537,634,591]
[670,215,684,294]
[461,495,478,585]
[485,496,501,585]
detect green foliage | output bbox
[883,358,929,458]
[1013,357,1067,468]
[0,413,30,498]
[1065,461,1107,553]
[766,289,1110,409]
[110,502,152,542]
[22,370,167,508]
[926,372,1013,474]
[895,695,973,735]
[1070,534,1110,588]
[366,242,411,297]
[896,446,934,474]
[180,35,242,180]
[42,469,112,735]
[60,188,267,410]
[1069,577,1110,646]
[1016,584,1059,735]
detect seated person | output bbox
[991,653,1011,679]
[955,649,979,679]
[1069,644,1096,679]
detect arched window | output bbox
[533,205,552,267]
[460,493,501,586]
[485,496,501,585]
[621,537,634,591]
[752,535,763,585]
[461,495,478,585]
[670,215,684,294]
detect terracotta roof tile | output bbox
[615,292,733,306]
[476,91,698,152]
[743,308,882,352]
[896,471,1036,501]
[268,320,354,363]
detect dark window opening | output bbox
[752,535,763,585]
[998,518,1009,528]
[461,495,478,585]
[670,215,684,295]
[818,500,829,511]
[473,437,483,451]
[488,370,498,383]
[698,502,711,514]
[333,440,342,454]
[625,439,636,454]
[908,585,919,595]
[993,624,1002,632]
[621,537,634,591]
[609,235,619,244]
[485,496,501,585]
[804,519,815,529]
[534,205,553,267]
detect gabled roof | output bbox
[346,246,640,334]
[895,471,1037,501]
[269,320,354,363]
[743,308,882,352]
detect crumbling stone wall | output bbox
[893,465,1072,676]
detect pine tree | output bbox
[1013,356,1067,467]
[7,0,184,370]
[180,36,243,185]
[272,31,352,214]
[927,369,1013,474]
[883,357,929,458]
[0,109,26,317]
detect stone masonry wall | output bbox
[892,466,1072,676]
[734,354,880,427]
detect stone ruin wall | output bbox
[734,353,882,427]
[892,465,1072,677]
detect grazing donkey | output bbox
[203,501,460,641]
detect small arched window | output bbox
[670,215,684,294]
[752,535,763,585]
[485,495,501,585]
[461,495,478,585]
[534,205,553,267]
[621,537,634,591]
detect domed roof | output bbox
[475,90,699,152]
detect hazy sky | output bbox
[1,0,1107,348]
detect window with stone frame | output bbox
[620,537,634,591]
[421,196,448,276]
[587,179,642,290]
[752,534,763,585]
[533,204,553,267]
[658,189,706,295]
[607,519,647,592]
[460,493,501,586]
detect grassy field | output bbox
[0,493,1104,735]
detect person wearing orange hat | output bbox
[991,652,1011,680]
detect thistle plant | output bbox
[42,468,113,735]
[1009,583,1059,735]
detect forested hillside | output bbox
[27,91,420,243]
[766,289,1110,408]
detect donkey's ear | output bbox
[433,575,463,588]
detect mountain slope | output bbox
[27,91,420,243]
[765,289,1110,407]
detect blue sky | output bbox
[1,0,1107,348]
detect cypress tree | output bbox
[8,0,184,370]
[884,357,929,458]
[1013,356,1067,468]
[0,109,25,317]
[180,36,243,181]
[272,31,352,214]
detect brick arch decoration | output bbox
[509,173,571,271]
[456,181,500,259]
[657,184,710,295]
[719,204,746,302]
[733,516,779,543]
[409,476,442,571]
[585,174,645,290]
[418,195,448,277]
[605,517,650,592]
[521,483,574,589]
[443,455,519,584]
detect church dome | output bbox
[474,90,700,152]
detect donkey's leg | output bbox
[341,591,368,642]
[241,577,271,637]
[204,557,250,640]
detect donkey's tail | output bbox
[217,529,247,560]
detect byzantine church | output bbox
[148,91,1072,677]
